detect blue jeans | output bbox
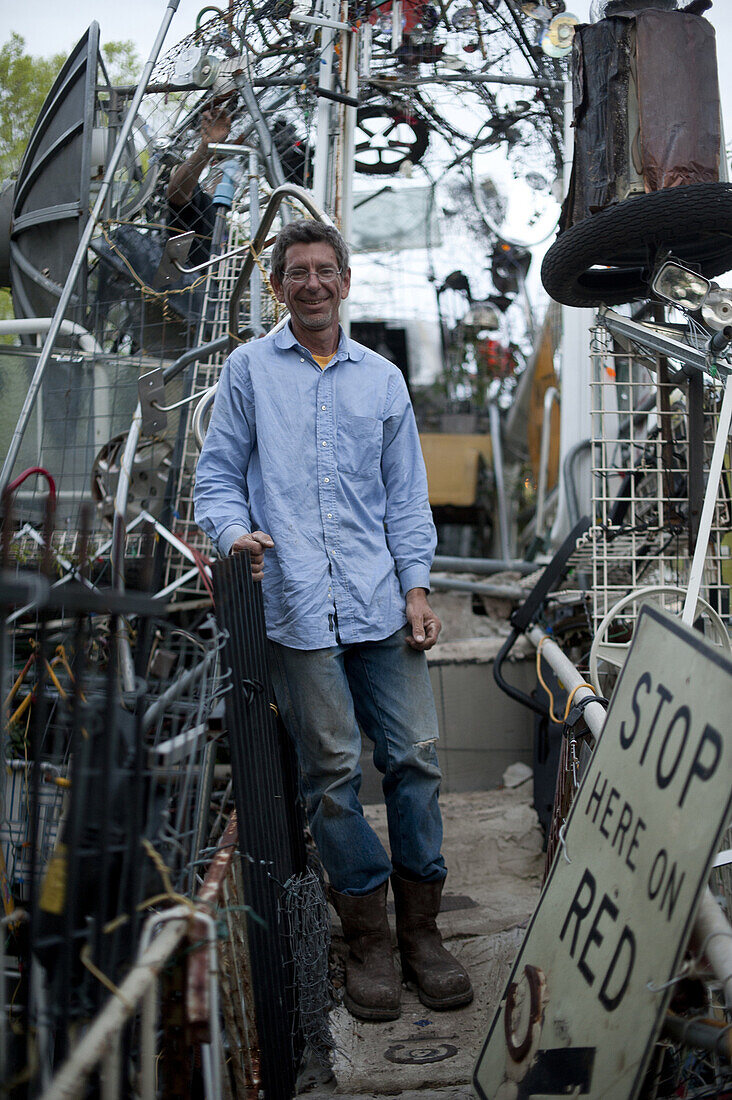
[268,626,446,896]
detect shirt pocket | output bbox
[336,415,383,478]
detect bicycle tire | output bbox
[541,183,732,308]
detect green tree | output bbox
[100,40,142,86]
[0,34,141,181]
[0,34,65,181]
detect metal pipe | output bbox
[141,645,218,734]
[249,150,262,334]
[337,10,358,338]
[228,184,333,347]
[0,0,182,496]
[526,624,606,740]
[312,0,338,210]
[430,575,524,600]
[489,402,511,561]
[691,887,732,1009]
[683,375,732,626]
[535,386,559,538]
[663,1008,732,1058]
[0,319,103,354]
[601,308,730,378]
[563,438,591,529]
[192,385,218,451]
[432,555,536,575]
[110,409,141,692]
[234,76,287,191]
[163,335,229,385]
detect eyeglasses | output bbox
[282,266,343,285]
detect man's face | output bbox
[271,241,351,337]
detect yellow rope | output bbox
[98,224,212,301]
[80,944,133,1010]
[138,838,196,915]
[536,637,597,725]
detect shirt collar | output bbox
[274,321,366,363]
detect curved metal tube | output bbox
[192,385,218,453]
[0,318,103,354]
[228,184,334,347]
[192,315,289,451]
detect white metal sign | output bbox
[474,605,732,1099]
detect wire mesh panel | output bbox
[590,321,731,638]
[0,542,232,1086]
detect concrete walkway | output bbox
[298,777,544,1097]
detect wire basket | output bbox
[590,321,731,632]
[0,761,66,904]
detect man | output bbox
[194,220,472,1022]
[167,106,232,268]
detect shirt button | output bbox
[300,357,304,363]
[324,477,330,483]
[322,441,327,447]
[321,405,326,411]
[327,513,332,519]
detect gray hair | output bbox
[270,220,349,282]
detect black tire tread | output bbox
[541,183,732,308]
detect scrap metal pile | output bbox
[0,2,568,1094]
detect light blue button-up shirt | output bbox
[194,322,437,649]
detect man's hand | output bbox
[405,587,441,651]
[230,531,274,582]
[200,108,231,149]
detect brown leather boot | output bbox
[391,873,473,1010]
[330,882,401,1021]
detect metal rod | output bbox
[338,8,357,337]
[526,624,606,740]
[368,72,563,89]
[489,402,511,561]
[683,375,732,625]
[602,308,730,378]
[432,555,536,575]
[430,575,524,600]
[249,150,262,334]
[141,645,218,733]
[312,0,337,210]
[228,184,333,347]
[0,0,182,496]
[535,386,560,538]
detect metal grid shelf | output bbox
[590,321,731,630]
